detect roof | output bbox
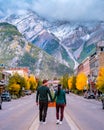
[97,41,104,47]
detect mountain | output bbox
[1,10,104,69]
[0,22,73,79]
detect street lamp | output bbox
[88,74,92,91]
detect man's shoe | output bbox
[43,121,46,124]
[56,120,60,124]
[39,121,43,124]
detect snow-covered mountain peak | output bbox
[1,10,104,69]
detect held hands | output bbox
[51,99,55,102]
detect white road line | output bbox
[29,114,39,130]
[64,110,81,130]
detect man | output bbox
[36,79,52,124]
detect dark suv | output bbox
[0,96,2,109]
[1,92,11,101]
[84,91,95,99]
[101,94,104,109]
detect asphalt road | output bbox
[0,93,104,130]
[0,94,38,130]
[66,93,104,130]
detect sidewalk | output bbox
[29,107,80,130]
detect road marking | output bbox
[65,110,81,130]
[29,114,39,130]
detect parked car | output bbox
[24,90,32,95]
[0,95,2,109]
[1,92,11,101]
[65,89,70,94]
[101,94,104,109]
[84,91,95,99]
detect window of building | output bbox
[100,47,104,52]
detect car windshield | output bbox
[2,93,9,96]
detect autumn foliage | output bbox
[96,67,104,93]
[60,74,69,90]
[29,74,37,91]
[76,73,87,91]
[8,73,38,97]
[68,76,73,89]
[9,84,20,95]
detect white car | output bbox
[24,90,32,95]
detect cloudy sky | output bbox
[0,0,104,21]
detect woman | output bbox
[53,84,66,125]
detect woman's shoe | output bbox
[59,121,62,125]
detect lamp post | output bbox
[88,74,92,92]
[22,87,25,96]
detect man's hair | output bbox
[42,79,48,84]
[58,84,61,87]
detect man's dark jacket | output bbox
[36,86,52,102]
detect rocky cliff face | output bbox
[1,10,104,69]
[0,22,73,79]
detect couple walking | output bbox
[36,79,66,125]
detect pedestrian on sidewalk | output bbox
[36,79,52,124]
[53,84,66,125]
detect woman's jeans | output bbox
[56,103,65,121]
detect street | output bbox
[66,93,104,130]
[0,94,38,130]
[0,93,104,130]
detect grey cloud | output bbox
[0,0,104,21]
[33,0,104,21]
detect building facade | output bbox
[90,41,104,80]
[77,57,90,76]
[76,41,104,83]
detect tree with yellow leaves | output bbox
[68,76,73,90]
[60,74,69,90]
[68,75,77,92]
[24,74,30,90]
[29,74,37,91]
[9,84,20,95]
[76,73,87,91]
[96,67,104,93]
[8,73,27,97]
